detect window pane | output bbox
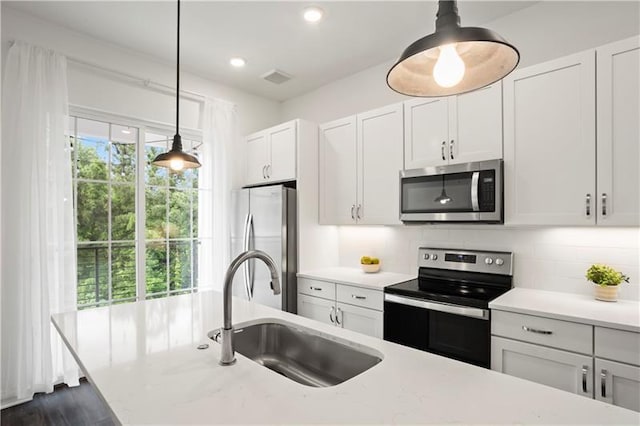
[111,137,136,183]
[146,242,167,295]
[77,118,109,181]
[192,191,199,238]
[111,184,136,241]
[192,240,199,289]
[169,241,191,291]
[77,181,109,242]
[112,243,137,301]
[146,186,167,240]
[77,244,109,305]
[169,189,191,239]
[145,133,169,186]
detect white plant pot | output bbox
[594,284,619,302]
[361,263,381,273]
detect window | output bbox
[68,113,207,309]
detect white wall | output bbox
[1,5,282,187]
[281,1,640,300]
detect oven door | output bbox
[384,294,490,368]
[399,159,502,223]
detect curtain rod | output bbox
[8,39,206,104]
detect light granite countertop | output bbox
[490,288,640,332]
[51,290,639,425]
[297,267,416,290]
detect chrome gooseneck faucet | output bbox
[219,250,281,365]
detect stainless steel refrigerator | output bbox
[230,185,297,312]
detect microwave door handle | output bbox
[471,172,480,211]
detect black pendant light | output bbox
[387,0,519,97]
[434,175,452,205]
[152,0,201,171]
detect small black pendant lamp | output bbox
[152,0,201,171]
[387,0,519,97]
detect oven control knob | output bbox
[431,254,438,261]
[423,253,430,260]
[485,258,494,265]
[495,258,504,266]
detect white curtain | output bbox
[1,42,79,406]
[198,98,237,290]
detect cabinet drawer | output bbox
[298,278,335,300]
[492,311,593,355]
[595,327,640,366]
[336,284,383,311]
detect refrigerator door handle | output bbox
[247,213,255,298]
[242,213,252,300]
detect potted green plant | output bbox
[586,264,630,302]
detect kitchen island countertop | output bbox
[52,290,639,425]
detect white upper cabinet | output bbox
[357,103,403,225]
[244,120,297,186]
[403,83,502,169]
[503,51,597,225]
[404,97,449,168]
[450,83,503,165]
[320,103,403,225]
[319,116,358,225]
[596,36,640,226]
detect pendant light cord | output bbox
[176,0,180,136]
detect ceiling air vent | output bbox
[261,69,293,85]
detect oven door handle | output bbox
[471,171,480,212]
[384,293,489,320]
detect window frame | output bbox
[69,105,203,308]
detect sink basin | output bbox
[208,319,383,387]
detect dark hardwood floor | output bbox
[1,379,116,426]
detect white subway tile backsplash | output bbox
[337,226,640,301]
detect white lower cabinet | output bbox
[492,336,593,398]
[595,358,640,412]
[492,309,640,412]
[337,302,383,339]
[297,293,334,326]
[297,278,383,338]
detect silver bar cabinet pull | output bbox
[351,204,356,220]
[601,369,607,398]
[522,325,553,335]
[356,204,362,220]
[336,307,342,326]
[602,193,607,216]
[352,294,366,300]
[329,306,335,324]
[582,365,588,393]
[267,164,271,178]
[441,141,446,161]
[310,286,322,291]
[449,140,455,160]
[262,165,266,179]
[586,193,591,217]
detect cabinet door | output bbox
[403,97,449,169]
[504,51,596,225]
[268,121,297,183]
[491,336,593,398]
[319,117,358,224]
[449,83,503,165]
[337,302,383,339]
[597,37,640,226]
[297,293,335,326]
[595,358,640,412]
[245,132,269,185]
[357,103,403,225]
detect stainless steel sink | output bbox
[208,319,383,387]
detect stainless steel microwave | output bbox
[399,159,503,223]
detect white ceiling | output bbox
[5,1,538,101]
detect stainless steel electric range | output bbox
[384,247,513,368]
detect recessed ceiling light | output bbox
[121,129,132,135]
[303,6,324,23]
[230,57,246,68]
